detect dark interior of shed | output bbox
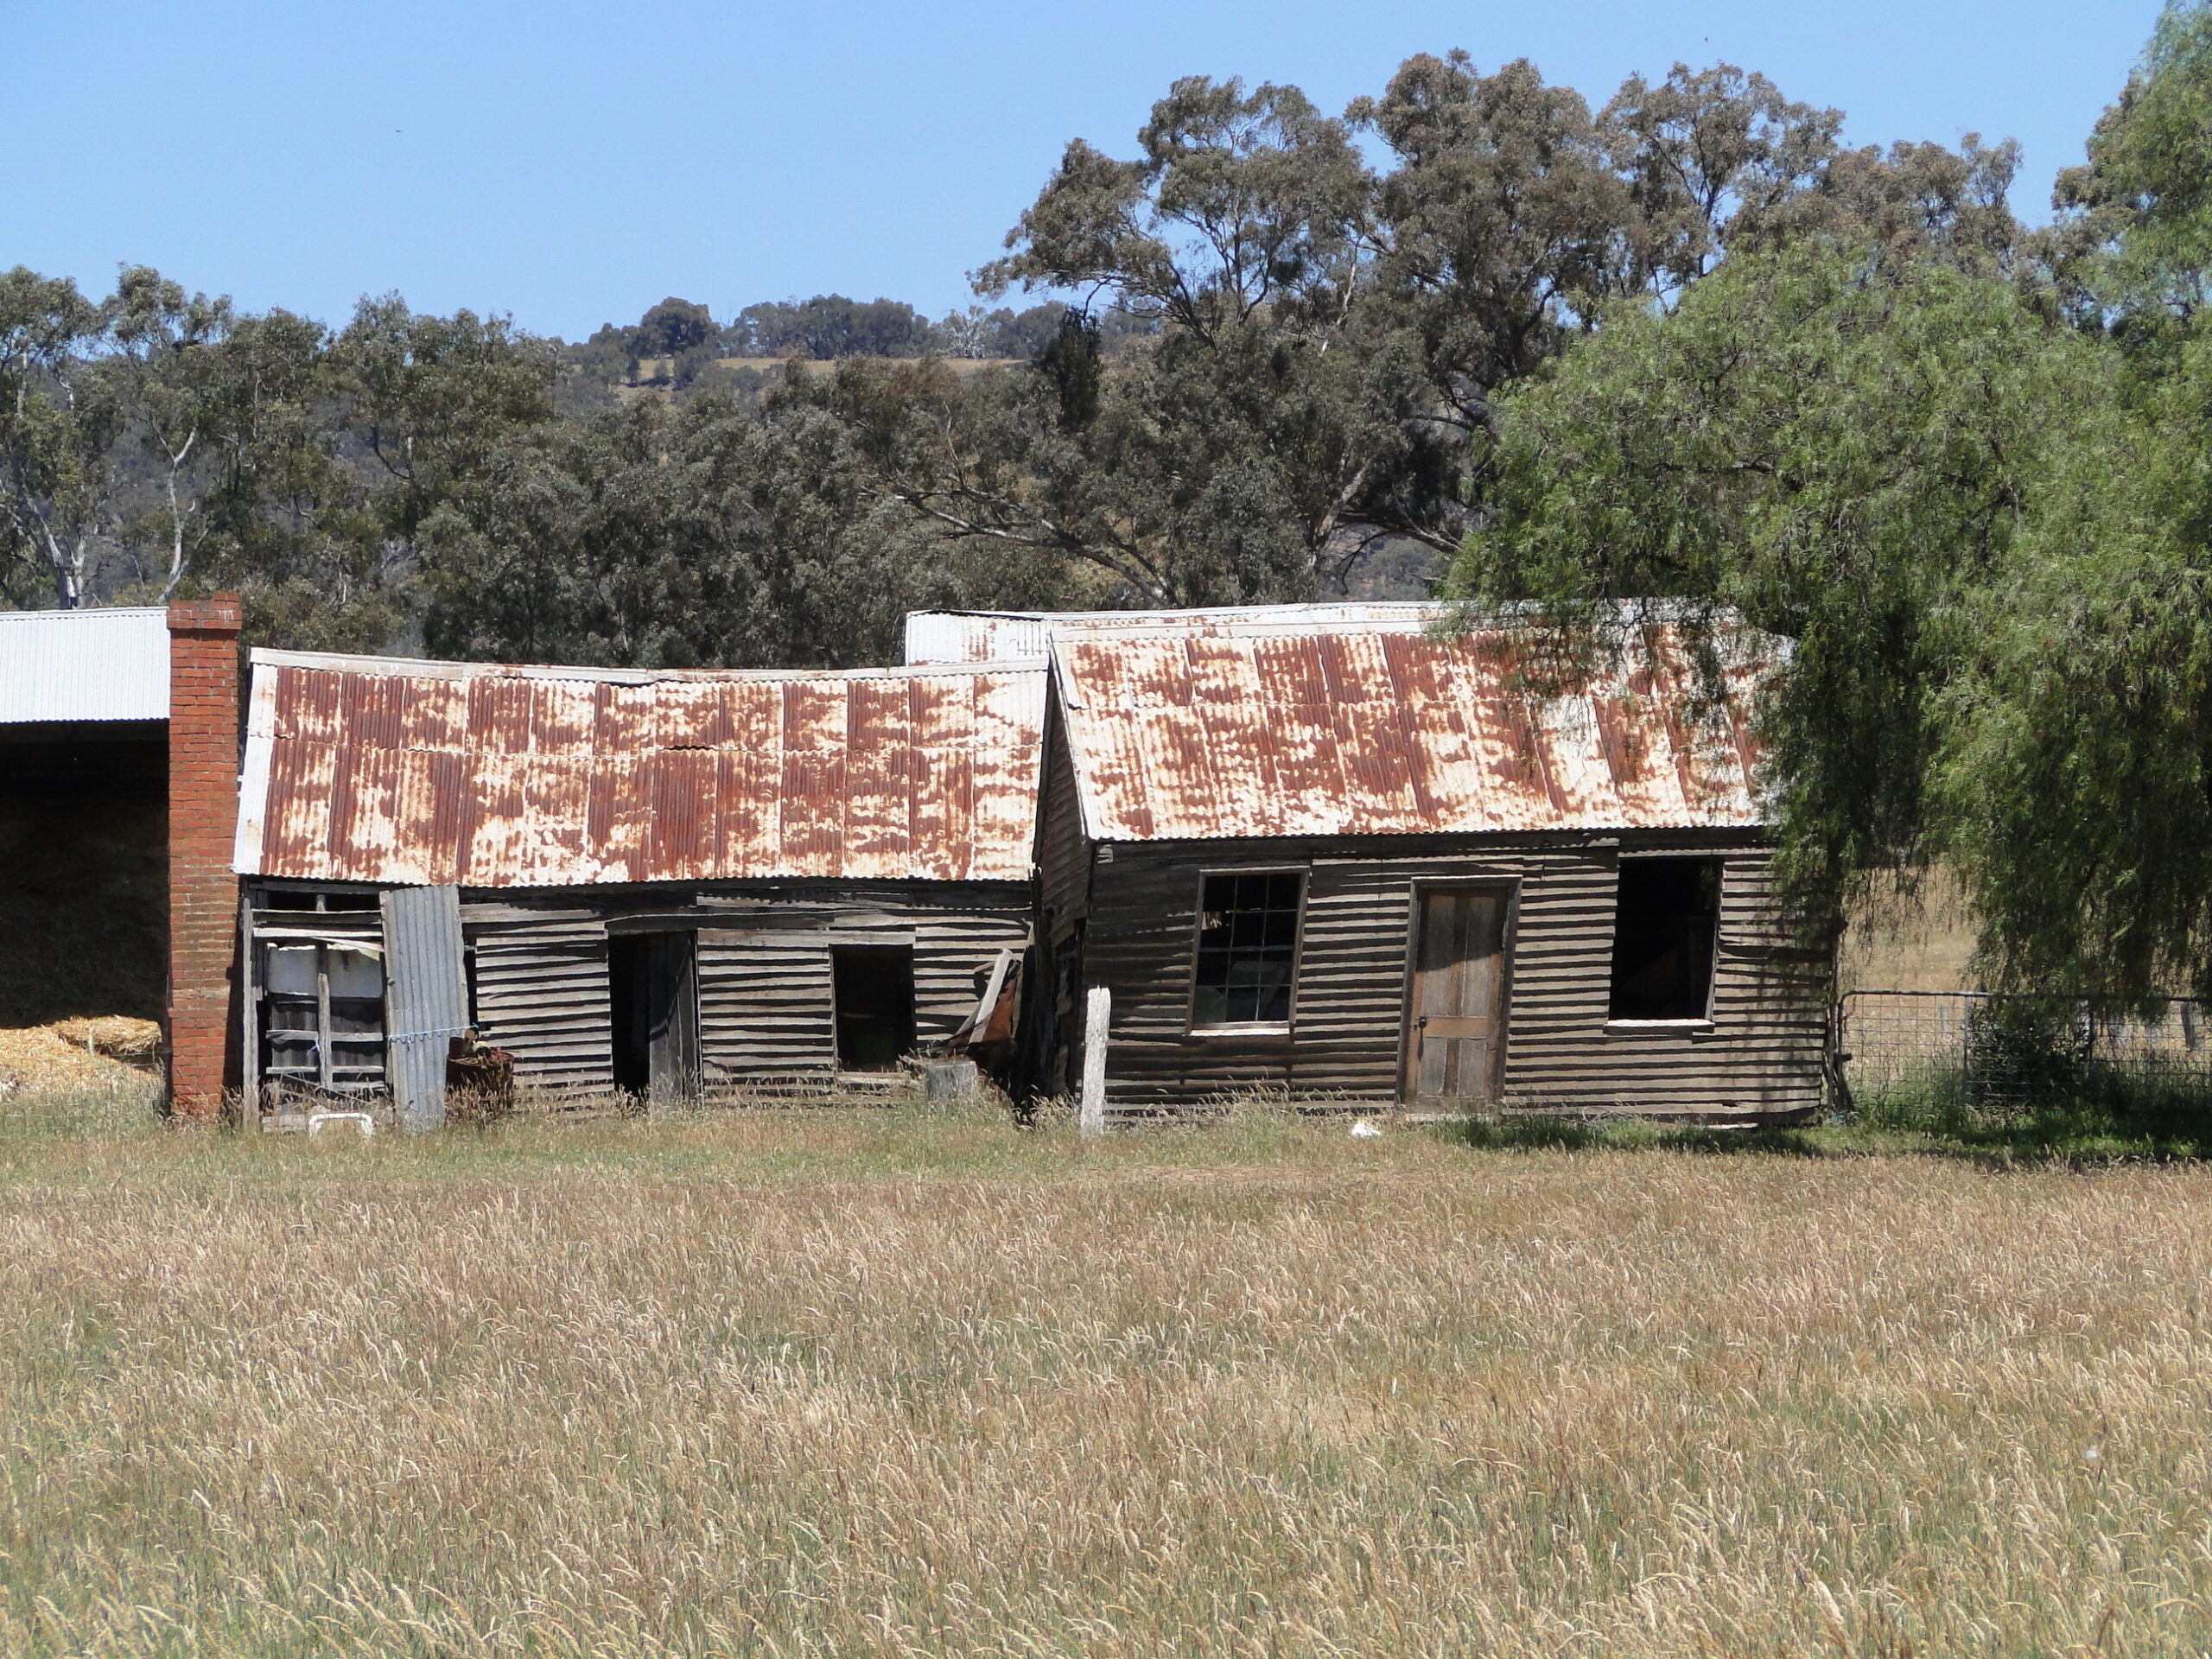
[0,722,168,1027]
[832,945,915,1072]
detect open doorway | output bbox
[610,931,699,1099]
[832,945,914,1072]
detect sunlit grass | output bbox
[0,1090,2207,1654]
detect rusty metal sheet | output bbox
[1053,621,1776,842]
[236,652,1046,887]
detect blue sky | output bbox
[4,1,2165,341]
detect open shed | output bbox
[230,650,1042,1122]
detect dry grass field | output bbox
[1,1087,2209,1656]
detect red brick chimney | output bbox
[165,596,244,1122]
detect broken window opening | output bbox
[259,940,386,1094]
[1192,871,1303,1029]
[832,945,915,1072]
[1607,858,1722,1021]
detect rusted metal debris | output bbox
[1052,620,1774,841]
[234,652,1046,887]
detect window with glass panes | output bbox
[1192,871,1304,1028]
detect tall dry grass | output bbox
[0,1099,2207,1655]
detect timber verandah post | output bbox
[164,594,243,1123]
[1078,984,1109,1136]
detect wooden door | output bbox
[645,931,700,1101]
[1403,887,1510,1108]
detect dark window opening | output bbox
[1607,858,1721,1020]
[833,946,915,1072]
[1192,871,1303,1028]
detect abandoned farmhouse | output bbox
[1023,614,1825,1122]
[1,598,1834,1124]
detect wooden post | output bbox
[1079,984,1109,1137]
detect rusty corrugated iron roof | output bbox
[1052,620,1775,842]
[234,652,1045,887]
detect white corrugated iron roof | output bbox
[905,604,1443,664]
[0,607,170,723]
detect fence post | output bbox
[1078,985,1109,1138]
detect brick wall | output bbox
[166,597,243,1122]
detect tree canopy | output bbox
[20,13,2212,1007]
[1448,0,2212,1005]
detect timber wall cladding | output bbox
[1085,836,1826,1116]
[462,883,1032,1094]
[1034,683,1090,948]
[468,914,614,1094]
[699,899,1030,1086]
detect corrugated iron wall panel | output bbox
[902,603,1446,665]
[0,607,172,723]
[379,885,467,1130]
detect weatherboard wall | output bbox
[1064,831,1827,1119]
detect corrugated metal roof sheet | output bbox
[0,607,170,723]
[235,652,1045,887]
[1052,620,1775,842]
[905,604,1442,664]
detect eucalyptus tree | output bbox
[0,269,119,607]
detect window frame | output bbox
[1184,865,1309,1037]
[257,937,390,1092]
[1602,853,1726,1032]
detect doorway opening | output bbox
[832,945,915,1072]
[609,931,699,1097]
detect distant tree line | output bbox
[2,45,2043,642]
[12,8,2212,1000]
[560,294,1124,399]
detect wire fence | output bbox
[1840,990,2212,1116]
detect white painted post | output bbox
[1078,985,1110,1137]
